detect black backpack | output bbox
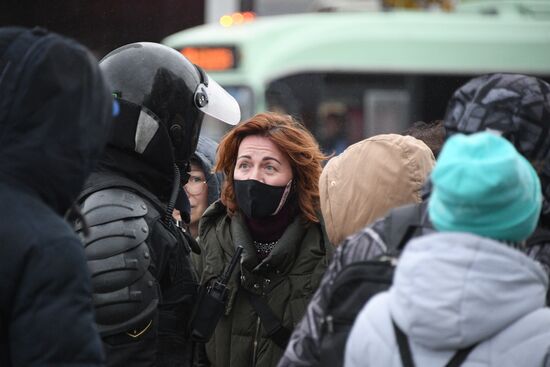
[525,226,550,306]
[318,202,432,367]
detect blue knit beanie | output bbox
[428,132,542,242]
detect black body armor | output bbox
[81,41,239,367]
[79,187,158,336]
[76,173,199,367]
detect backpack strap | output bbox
[245,291,291,350]
[384,201,431,255]
[392,319,415,367]
[392,319,477,367]
[445,344,478,367]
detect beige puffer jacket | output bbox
[319,134,435,246]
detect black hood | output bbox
[93,97,191,217]
[444,73,550,225]
[94,95,179,203]
[0,27,113,214]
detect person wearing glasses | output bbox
[175,135,224,239]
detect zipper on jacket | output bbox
[251,315,261,367]
[326,315,334,333]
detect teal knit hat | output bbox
[428,132,542,242]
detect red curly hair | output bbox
[215,112,327,223]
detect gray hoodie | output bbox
[193,135,223,207]
[345,232,550,367]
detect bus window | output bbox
[200,115,231,142]
[200,85,254,142]
[363,89,410,137]
[265,72,520,154]
[225,86,254,120]
[266,73,416,153]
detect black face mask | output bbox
[234,179,291,219]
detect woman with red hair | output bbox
[195,112,332,367]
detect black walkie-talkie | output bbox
[189,246,243,342]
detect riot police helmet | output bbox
[100,42,240,165]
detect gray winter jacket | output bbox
[345,232,550,367]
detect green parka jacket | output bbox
[196,200,333,367]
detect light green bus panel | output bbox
[163,1,550,154]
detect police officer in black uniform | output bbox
[75,42,240,367]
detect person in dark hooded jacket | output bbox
[0,27,113,366]
[278,73,550,367]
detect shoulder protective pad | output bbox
[77,187,159,337]
[80,188,148,227]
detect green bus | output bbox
[163,1,550,152]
